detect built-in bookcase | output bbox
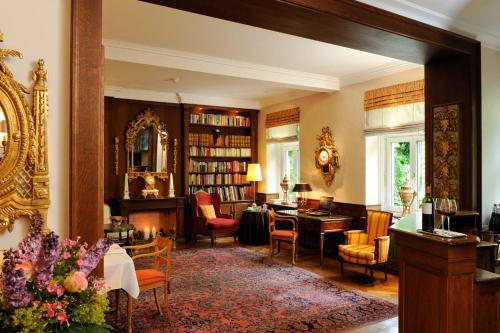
[183,105,258,208]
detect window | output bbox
[385,134,425,213]
[281,142,300,195]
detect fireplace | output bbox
[120,197,185,241]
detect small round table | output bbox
[239,209,269,245]
[104,223,135,246]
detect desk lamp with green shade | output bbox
[292,183,312,210]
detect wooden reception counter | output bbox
[391,213,500,333]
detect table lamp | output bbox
[292,183,312,209]
[246,163,262,204]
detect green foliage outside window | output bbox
[392,142,410,207]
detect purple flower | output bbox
[79,238,113,277]
[1,250,32,309]
[33,231,61,288]
[17,211,44,265]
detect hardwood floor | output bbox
[178,237,399,332]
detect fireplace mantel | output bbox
[120,197,185,240]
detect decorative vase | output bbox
[399,178,416,217]
[280,174,290,205]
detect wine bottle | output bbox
[422,184,434,232]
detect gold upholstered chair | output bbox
[338,210,393,284]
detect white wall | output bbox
[0,0,70,248]
[365,135,381,205]
[259,68,424,204]
[481,46,500,227]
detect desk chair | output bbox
[268,209,299,265]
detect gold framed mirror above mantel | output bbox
[0,32,50,232]
[125,109,169,181]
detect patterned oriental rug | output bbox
[108,247,397,332]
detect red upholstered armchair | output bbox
[189,191,239,247]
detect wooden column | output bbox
[392,214,478,333]
[70,0,103,249]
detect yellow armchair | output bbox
[338,210,393,284]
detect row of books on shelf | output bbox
[189,146,252,157]
[188,173,247,186]
[189,160,248,173]
[189,185,253,201]
[188,133,251,148]
[190,113,250,127]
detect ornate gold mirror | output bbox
[126,109,169,180]
[0,105,8,162]
[0,32,50,232]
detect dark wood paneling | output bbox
[425,54,480,211]
[140,0,476,63]
[70,0,103,250]
[104,97,184,205]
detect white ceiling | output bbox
[102,0,420,108]
[358,0,500,50]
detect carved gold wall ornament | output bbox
[0,34,50,233]
[433,103,460,201]
[126,109,169,181]
[314,126,340,187]
[114,137,119,175]
[173,138,178,174]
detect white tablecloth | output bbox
[104,244,140,299]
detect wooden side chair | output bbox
[268,209,299,265]
[123,236,173,333]
[338,210,393,284]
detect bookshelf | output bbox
[184,105,258,205]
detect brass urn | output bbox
[399,178,416,217]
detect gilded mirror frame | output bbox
[125,109,169,180]
[0,32,50,232]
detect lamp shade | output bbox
[292,183,312,192]
[246,163,262,181]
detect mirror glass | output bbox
[0,106,8,162]
[128,124,168,173]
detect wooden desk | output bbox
[279,210,351,265]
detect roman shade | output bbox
[265,108,300,128]
[364,80,424,111]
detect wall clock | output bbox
[314,126,340,186]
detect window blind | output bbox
[265,107,300,128]
[364,80,424,111]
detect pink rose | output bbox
[56,286,65,298]
[63,252,71,260]
[45,303,55,318]
[47,283,58,293]
[63,271,88,293]
[14,261,33,280]
[56,303,62,310]
[69,240,77,247]
[33,300,40,308]
[57,312,67,325]
[77,258,84,266]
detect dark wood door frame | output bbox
[71,0,481,246]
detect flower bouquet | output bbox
[0,212,113,332]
